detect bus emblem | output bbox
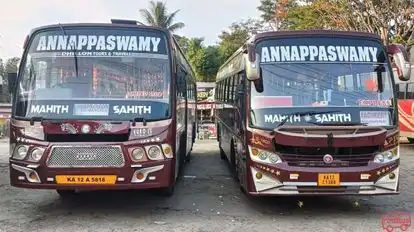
[323,154,334,164]
[81,124,91,134]
[75,153,97,161]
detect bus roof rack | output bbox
[110,19,138,25]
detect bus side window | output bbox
[177,67,186,98]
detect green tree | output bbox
[282,1,337,30]
[257,0,298,30]
[217,20,258,64]
[138,0,185,33]
[202,46,220,81]
[185,37,206,81]
[5,57,20,73]
[318,0,414,46]
[0,57,20,102]
[175,35,190,54]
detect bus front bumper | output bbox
[9,160,174,190]
[248,160,400,196]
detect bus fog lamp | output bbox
[389,172,395,179]
[136,172,145,180]
[255,172,263,179]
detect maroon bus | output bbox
[215,30,411,196]
[7,19,197,197]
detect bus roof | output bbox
[252,30,382,43]
[216,29,385,82]
[26,22,171,38]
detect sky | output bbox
[0,0,262,60]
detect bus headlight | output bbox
[131,148,145,161]
[373,147,399,164]
[248,146,281,164]
[145,145,164,160]
[29,148,44,162]
[12,145,28,160]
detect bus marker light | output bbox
[117,177,125,182]
[18,176,25,180]
[149,176,156,180]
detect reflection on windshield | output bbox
[14,27,172,120]
[250,63,394,109]
[18,56,170,102]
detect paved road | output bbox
[0,138,413,232]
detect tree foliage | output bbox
[138,0,185,33]
[257,0,414,48]
[0,57,20,102]
[317,0,414,46]
[217,19,263,64]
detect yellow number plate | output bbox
[318,173,340,186]
[55,175,117,185]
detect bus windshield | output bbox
[250,37,396,129]
[15,27,171,121]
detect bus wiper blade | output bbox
[308,122,368,126]
[29,117,62,125]
[131,117,167,126]
[58,23,78,76]
[131,117,147,126]
[274,110,341,129]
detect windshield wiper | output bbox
[131,117,167,126]
[131,117,147,126]
[307,122,368,126]
[29,116,62,126]
[58,23,78,77]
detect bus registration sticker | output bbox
[55,175,117,184]
[360,111,390,126]
[318,173,340,186]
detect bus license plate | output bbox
[55,175,117,184]
[318,173,340,186]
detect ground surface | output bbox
[0,138,412,232]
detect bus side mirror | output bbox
[7,72,17,94]
[245,43,260,82]
[387,44,411,81]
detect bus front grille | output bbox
[280,153,374,167]
[275,144,379,167]
[46,146,125,168]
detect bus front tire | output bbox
[56,189,76,197]
[158,185,175,197]
[219,146,226,160]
